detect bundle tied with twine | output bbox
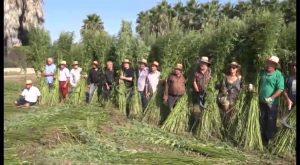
[270,106,296,155]
[196,76,222,141]
[161,94,190,134]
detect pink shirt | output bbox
[59,68,70,81]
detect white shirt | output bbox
[137,67,149,91]
[147,71,161,93]
[59,68,70,81]
[70,67,82,87]
[21,86,41,103]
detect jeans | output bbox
[88,83,98,103]
[259,102,278,143]
[167,95,182,109]
[139,91,148,110]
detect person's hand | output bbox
[120,76,125,80]
[87,85,90,89]
[248,84,254,91]
[287,98,293,110]
[265,97,273,104]
[163,97,168,104]
[63,83,67,88]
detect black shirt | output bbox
[123,68,134,88]
[102,68,116,87]
[87,68,102,85]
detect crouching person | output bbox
[15,80,41,107]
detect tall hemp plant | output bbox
[233,9,284,151]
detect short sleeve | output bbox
[276,72,285,90]
[36,87,41,96]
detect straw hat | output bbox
[151,61,159,67]
[228,61,241,68]
[92,61,99,66]
[174,63,183,70]
[139,59,148,65]
[25,80,32,85]
[60,60,67,65]
[122,59,131,64]
[72,61,79,65]
[267,55,279,65]
[199,56,211,64]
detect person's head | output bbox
[106,60,113,70]
[198,56,210,72]
[122,59,131,69]
[174,63,183,76]
[72,61,79,69]
[47,58,53,65]
[151,61,159,72]
[25,80,33,89]
[139,59,147,70]
[60,61,67,69]
[226,61,241,76]
[289,60,296,74]
[92,61,99,69]
[265,55,279,73]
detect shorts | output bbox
[16,97,36,106]
[59,81,68,97]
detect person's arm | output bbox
[65,69,70,86]
[87,69,92,86]
[70,71,75,87]
[193,76,199,92]
[163,77,170,102]
[265,73,285,103]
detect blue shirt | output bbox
[45,64,56,84]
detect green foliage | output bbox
[24,27,52,73]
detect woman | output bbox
[217,61,243,117]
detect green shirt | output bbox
[259,69,284,105]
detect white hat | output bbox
[60,60,67,65]
[267,55,279,65]
[25,80,32,84]
[139,59,148,65]
[92,61,99,65]
[174,63,183,70]
[199,56,211,64]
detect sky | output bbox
[44,0,238,43]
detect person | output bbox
[14,80,41,107]
[283,60,296,110]
[144,61,161,99]
[101,60,117,101]
[189,56,211,132]
[137,59,149,109]
[217,61,243,117]
[58,60,70,103]
[258,55,284,145]
[163,63,186,110]
[193,56,212,108]
[87,61,102,103]
[43,57,56,89]
[69,61,82,90]
[119,59,134,116]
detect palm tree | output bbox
[80,14,104,35]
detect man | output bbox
[58,60,70,103]
[137,59,149,109]
[14,80,41,107]
[120,59,134,116]
[190,56,211,132]
[145,61,161,98]
[43,57,56,89]
[87,61,102,103]
[283,60,296,110]
[193,56,211,108]
[163,63,186,110]
[258,55,284,145]
[70,61,82,89]
[102,60,116,100]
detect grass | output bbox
[4,79,296,164]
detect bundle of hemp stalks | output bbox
[237,91,264,151]
[227,90,247,142]
[196,77,222,140]
[271,106,296,155]
[161,94,190,134]
[142,84,164,125]
[117,71,127,115]
[129,84,143,119]
[68,79,86,105]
